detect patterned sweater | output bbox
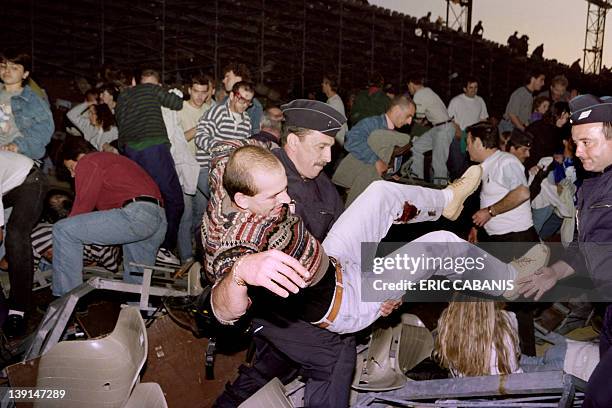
[202,140,327,285]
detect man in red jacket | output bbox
[51,137,167,296]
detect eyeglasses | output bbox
[233,91,253,107]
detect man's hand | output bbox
[472,208,492,227]
[380,299,402,316]
[375,159,389,176]
[517,266,559,301]
[468,227,479,243]
[235,249,311,298]
[0,143,18,153]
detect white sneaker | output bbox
[156,248,180,266]
[505,243,551,300]
[442,165,482,221]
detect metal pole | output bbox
[260,0,265,84]
[370,10,375,77]
[30,0,35,71]
[161,0,166,81]
[338,1,343,85]
[301,0,306,96]
[399,17,404,87]
[214,0,219,81]
[101,0,105,65]
[467,0,473,34]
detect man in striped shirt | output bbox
[192,81,253,228]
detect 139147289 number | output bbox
[7,388,67,400]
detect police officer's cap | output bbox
[281,99,347,137]
[569,94,612,125]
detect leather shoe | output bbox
[3,314,26,338]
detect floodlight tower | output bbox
[583,0,612,74]
[446,0,473,33]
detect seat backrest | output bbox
[123,382,168,408]
[35,306,147,408]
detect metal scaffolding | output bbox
[446,0,472,34]
[583,0,612,74]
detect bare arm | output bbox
[473,185,530,227]
[184,127,197,142]
[508,113,525,131]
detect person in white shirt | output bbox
[447,77,489,179]
[177,74,216,156]
[466,123,538,249]
[322,74,348,146]
[0,151,48,337]
[407,76,455,185]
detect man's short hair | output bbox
[323,73,339,92]
[140,69,161,83]
[261,110,282,132]
[463,76,479,88]
[466,121,499,149]
[0,48,32,74]
[231,81,254,95]
[551,74,568,88]
[56,136,95,164]
[407,74,425,86]
[190,74,213,88]
[526,68,546,84]
[223,62,252,82]
[280,126,312,146]
[388,94,415,111]
[223,145,282,199]
[603,122,612,140]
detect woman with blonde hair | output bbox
[432,294,596,379]
[435,297,522,377]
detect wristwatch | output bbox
[487,206,496,217]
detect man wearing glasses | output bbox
[193,81,254,227]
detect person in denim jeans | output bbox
[51,137,166,297]
[0,49,53,160]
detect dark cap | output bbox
[569,94,612,125]
[281,99,347,136]
[509,128,533,148]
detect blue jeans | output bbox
[177,192,195,263]
[192,166,210,232]
[51,202,167,296]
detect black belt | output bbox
[433,119,453,127]
[122,196,163,208]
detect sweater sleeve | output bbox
[156,88,183,111]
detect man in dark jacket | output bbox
[214,100,354,408]
[518,94,612,406]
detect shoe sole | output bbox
[443,166,482,221]
[505,244,551,301]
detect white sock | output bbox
[442,188,453,207]
[8,310,24,317]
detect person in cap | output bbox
[505,128,533,164]
[212,99,351,407]
[517,94,612,407]
[207,108,550,406]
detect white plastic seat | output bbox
[239,377,294,408]
[123,382,168,408]
[35,306,147,408]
